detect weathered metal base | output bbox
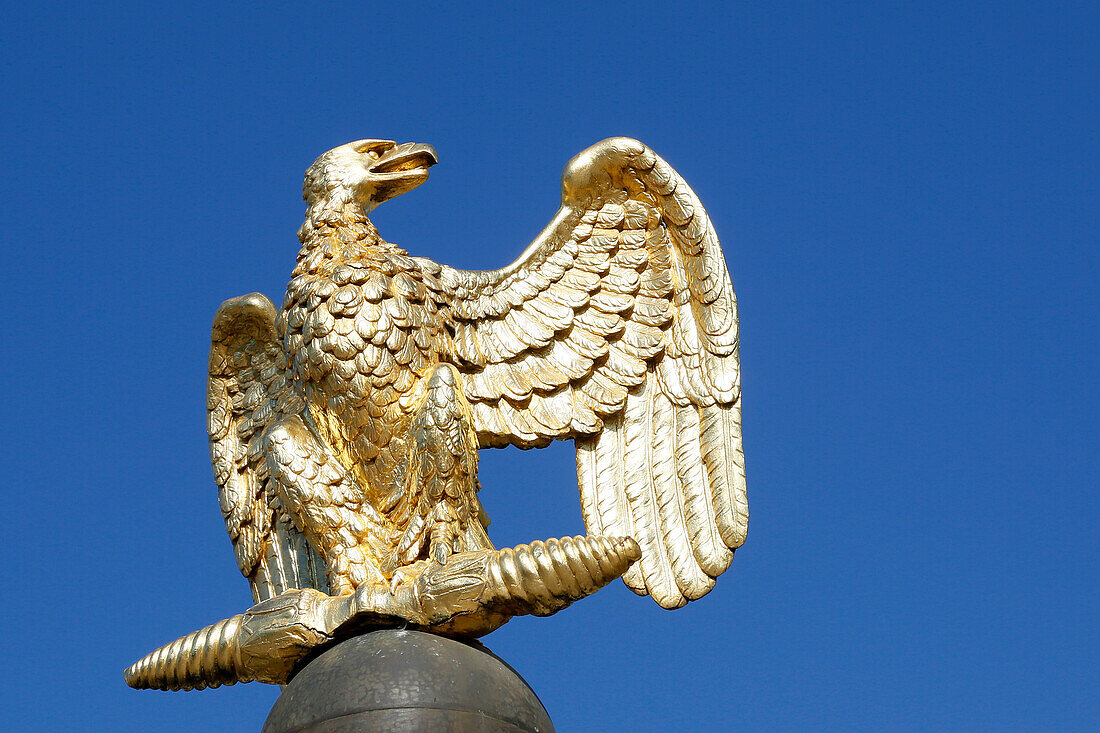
[262,629,555,732]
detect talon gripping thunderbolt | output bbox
[128,137,747,690]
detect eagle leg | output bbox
[389,364,492,574]
[263,414,394,595]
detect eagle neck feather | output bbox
[295,200,405,267]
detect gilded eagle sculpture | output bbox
[126,137,746,691]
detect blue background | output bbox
[2,2,1096,730]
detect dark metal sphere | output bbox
[262,629,555,732]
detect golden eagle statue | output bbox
[126,137,746,691]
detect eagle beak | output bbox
[360,141,438,208]
[370,142,438,175]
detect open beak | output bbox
[370,142,439,175]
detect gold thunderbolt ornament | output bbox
[126,137,747,691]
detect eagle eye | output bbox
[356,140,395,158]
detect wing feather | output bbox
[700,401,749,548]
[619,387,680,606]
[441,139,746,607]
[674,402,734,577]
[647,381,714,602]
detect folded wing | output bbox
[208,293,325,602]
[438,138,746,608]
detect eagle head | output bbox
[303,139,439,213]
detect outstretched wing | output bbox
[207,293,327,602]
[438,138,746,609]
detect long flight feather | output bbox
[621,387,682,608]
[589,420,643,594]
[699,403,748,548]
[648,381,714,599]
[674,403,733,577]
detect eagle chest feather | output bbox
[278,227,450,494]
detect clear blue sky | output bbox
[2,2,1096,730]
